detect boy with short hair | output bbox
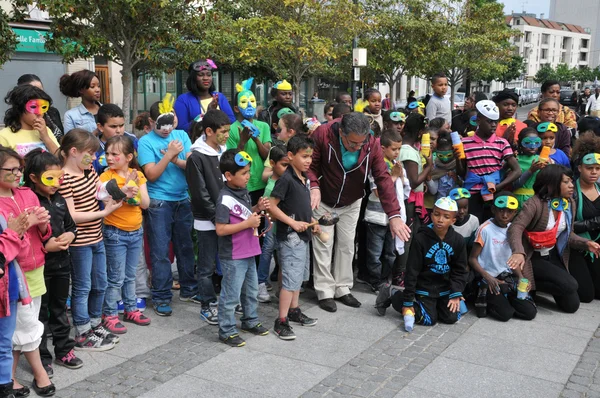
[93,104,138,174]
[386,197,469,326]
[469,192,537,322]
[268,136,319,340]
[448,188,480,246]
[425,73,451,124]
[365,129,410,292]
[186,109,231,324]
[215,149,270,347]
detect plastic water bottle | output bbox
[517,278,529,300]
[403,308,415,332]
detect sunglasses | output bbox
[494,195,518,210]
[449,187,471,200]
[582,153,600,165]
[537,122,558,133]
[521,136,542,150]
[234,151,253,167]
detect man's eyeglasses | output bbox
[0,167,24,175]
[343,135,367,149]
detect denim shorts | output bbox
[278,232,309,291]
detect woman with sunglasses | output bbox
[527,80,577,129]
[174,59,236,134]
[569,138,600,302]
[507,165,600,313]
[512,127,547,208]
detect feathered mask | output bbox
[236,78,257,120]
[155,94,176,134]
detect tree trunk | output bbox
[132,69,139,127]
[293,77,301,110]
[121,62,132,125]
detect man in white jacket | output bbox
[586,87,600,117]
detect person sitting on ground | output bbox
[469,191,537,322]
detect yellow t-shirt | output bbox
[0,127,59,157]
[25,266,46,298]
[200,98,220,114]
[99,168,147,231]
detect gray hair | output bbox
[340,112,371,137]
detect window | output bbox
[542,34,549,45]
[525,32,531,43]
[580,52,588,61]
[582,39,589,49]
[541,49,548,59]
[514,35,520,43]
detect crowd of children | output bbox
[3,65,600,396]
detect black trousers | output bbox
[486,291,537,322]
[39,264,75,364]
[532,251,580,313]
[391,292,458,326]
[569,249,600,303]
[468,193,492,224]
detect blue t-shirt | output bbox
[550,149,570,167]
[137,129,191,201]
[8,262,18,301]
[339,136,359,171]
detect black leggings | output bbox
[390,291,458,326]
[486,291,537,322]
[468,193,492,224]
[531,251,580,313]
[569,249,600,303]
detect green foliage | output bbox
[35,0,208,121]
[534,64,556,84]
[554,63,572,84]
[0,7,18,67]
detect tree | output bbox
[574,65,594,87]
[423,0,514,106]
[554,63,573,85]
[211,0,365,107]
[33,0,207,122]
[361,0,446,103]
[534,64,556,84]
[0,2,33,67]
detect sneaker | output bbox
[220,334,246,347]
[93,324,120,344]
[257,283,271,303]
[179,294,203,304]
[154,303,172,316]
[274,318,296,340]
[234,304,243,315]
[43,362,54,378]
[55,349,83,369]
[74,329,115,352]
[241,323,269,336]
[265,282,273,291]
[123,310,151,326]
[117,300,124,314]
[288,308,317,326]
[200,304,218,325]
[136,298,146,312]
[102,315,127,334]
[375,283,393,316]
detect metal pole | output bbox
[352,36,358,105]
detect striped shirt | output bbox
[58,169,102,246]
[463,133,513,176]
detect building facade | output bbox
[550,0,599,68]
[507,13,591,87]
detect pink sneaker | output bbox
[123,310,151,326]
[102,315,127,334]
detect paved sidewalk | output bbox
[15,286,600,397]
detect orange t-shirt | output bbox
[496,119,528,143]
[99,168,146,231]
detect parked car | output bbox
[559,89,575,107]
[531,87,541,102]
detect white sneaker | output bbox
[257,283,271,303]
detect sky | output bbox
[501,0,549,17]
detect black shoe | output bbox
[0,381,14,398]
[288,308,317,326]
[11,386,29,398]
[241,323,269,336]
[220,334,246,347]
[336,294,361,308]
[375,283,392,316]
[55,349,84,369]
[31,380,55,397]
[274,318,296,340]
[42,362,53,379]
[318,298,337,312]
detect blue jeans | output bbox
[145,199,196,303]
[365,222,395,287]
[0,300,17,384]
[257,228,276,284]
[195,229,218,305]
[103,225,144,315]
[70,241,107,335]
[218,257,260,339]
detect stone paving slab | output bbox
[140,374,266,398]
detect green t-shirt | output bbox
[264,176,276,198]
[227,120,272,192]
[26,266,46,298]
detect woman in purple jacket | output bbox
[174,60,236,133]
